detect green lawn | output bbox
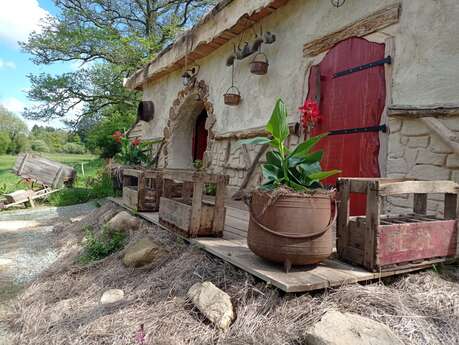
[0,153,115,207]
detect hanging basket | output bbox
[250,52,269,75]
[224,86,241,106]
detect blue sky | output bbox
[0,0,74,128]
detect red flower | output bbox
[299,99,321,129]
[112,130,124,143]
[131,138,141,146]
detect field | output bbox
[0,153,115,207]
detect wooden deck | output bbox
[110,197,432,293]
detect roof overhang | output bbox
[124,0,290,91]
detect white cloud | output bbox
[0,59,16,69]
[1,97,25,114]
[0,0,49,46]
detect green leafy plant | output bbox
[79,226,127,264]
[193,160,203,170]
[241,98,341,191]
[113,131,159,166]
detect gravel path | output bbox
[0,202,98,344]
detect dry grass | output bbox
[2,203,458,345]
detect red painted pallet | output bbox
[337,178,459,272]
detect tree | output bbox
[21,0,216,125]
[0,105,29,154]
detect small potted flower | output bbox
[240,99,340,272]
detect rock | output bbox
[401,119,430,136]
[305,310,404,345]
[100,289,125,305]
[407,136,430,148]
[106,211,140,232]
[122,237,162,267]
[187,281,235,330]
[408,164,450,180]
[446,154,459,168]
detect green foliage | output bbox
[21,0,216,125]
[62,142,86,154]
[85,111,136,158]
[240,99,341,192]
[49,169,116,206]
[31,139,50,152]
[79,226,127,264]
[115,134,158,166]
[0,105,29,154]
[0,132,11,155]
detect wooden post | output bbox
[336,179,351,257]
[364,181,380,270]
[182,181,193,203]
[190,182,204,237]
[413,193,428,214]
[213,177,226,236]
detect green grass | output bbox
[0,153,116,207]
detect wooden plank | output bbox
[337,179,350,257]
[190,182,204,236]
[303,3,401,56]
[215,122,299,140]
[377,220,457,266]
[213,181,226,235]
[364,181,380,269]
[162,169,229,184]
[378,181,459,196]
[226,207,250,222]
[159,197,192,232]
[413,193,427,214]
[388,105,459,118]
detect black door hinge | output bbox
[333,56,392,79]
[328,124,388,136]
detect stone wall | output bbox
[386,116,459,215]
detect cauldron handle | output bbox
[249,199,337,239]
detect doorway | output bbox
[306,37,387,215]
[192,109,208,162]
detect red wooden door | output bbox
[306,37,386,215]
[192,110,208,162]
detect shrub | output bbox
[31,139,50,152]
[79,226,127,264]
[62,142,86,154]
[48,169,116,206]
[0,132,11,154]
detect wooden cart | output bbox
[0,154,76,209]
[337,178,459,272]
[159,169,229,238]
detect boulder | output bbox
[122,237,162,267]
[305,310,404,345]
[100,289,125,305]
[106,211,140,232]
[187,281,235,330]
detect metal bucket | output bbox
[247,189,335,272]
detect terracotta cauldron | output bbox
[247,189,335,272]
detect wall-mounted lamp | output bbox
[181,65,200,86]
[331,0,346,7]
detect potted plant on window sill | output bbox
[240,99,341,273]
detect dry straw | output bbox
[1,204,458,345]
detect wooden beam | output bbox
[303,3,401,57]
[388,105,459,118]
[421,117,459,155]
[378,181,459,196]
[215,122,299,141]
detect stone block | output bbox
[401,119,430,136]
[416,149,447,166]
[407,136,430,148]
[441,117,459,131]
[430,135,453,154]
[408,165,450,180]
[388,118,402,133]
[400,136,409,145]
[387,158,408,174]
[403,147,419,167]
[452,170,459,183]
[388,133,402,158]
[446,154,459,168]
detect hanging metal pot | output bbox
[250,52,269,75]
[223,86,241,106]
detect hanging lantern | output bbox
[331,0,346,8]
[181,65,200,86]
